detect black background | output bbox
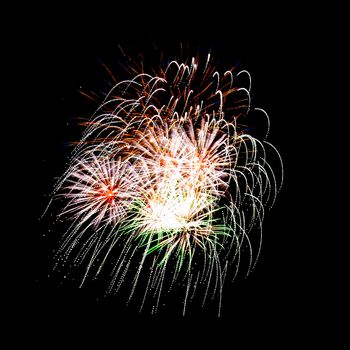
[15,2,335,345]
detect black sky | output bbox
[14,3,333,345]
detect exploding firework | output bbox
[48,52,283,315]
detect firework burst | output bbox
[48,52,283,315]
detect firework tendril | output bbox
[49,53,283,315]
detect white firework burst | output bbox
[47,52,283,316]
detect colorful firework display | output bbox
[49,53,283,315]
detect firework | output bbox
[48,52,283,315]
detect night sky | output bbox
[15,3,333,345]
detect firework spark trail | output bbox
[49,53,283,314]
